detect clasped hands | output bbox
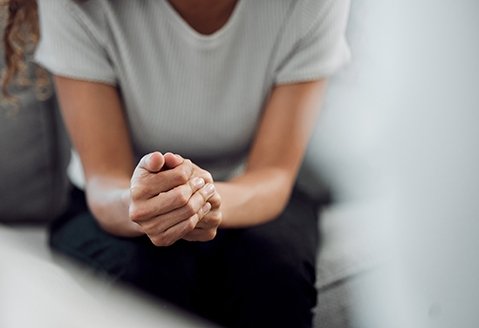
[129,152,222,246]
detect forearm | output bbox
[217,168,295,228]
[85,176,144,237]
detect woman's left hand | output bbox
[154,154,223,242]
[182,191,222,241]
[180,161,223,242]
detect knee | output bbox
[49,213,146,280]
[226,226,318,289]
[218,228,318,327]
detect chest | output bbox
[165,0,239,35]
[99,1,286,157]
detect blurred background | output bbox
[301,0,479,327]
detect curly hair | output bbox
[1,0,89,101]
[0,0,50,100]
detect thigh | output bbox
[219,188,320,283]
[49,188,205,310]
[199,188,321,327]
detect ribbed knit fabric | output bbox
[35,0,350,182]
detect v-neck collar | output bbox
[160,0,244,43]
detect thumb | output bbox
[139,152,165,173]
[163,152,184,169]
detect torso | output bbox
[93,0,289,179]
[38,0,332,180]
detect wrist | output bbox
[86,182,144,237]
[216,172,291,228]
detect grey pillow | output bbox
[0,88,71,223]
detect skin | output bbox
[53,0,328,246]
[167,0,239,35]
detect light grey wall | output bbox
[304,0,479,327]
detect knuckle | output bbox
[130,185,146,200]
[212,193,222,206]
[184,201,197,217]
[129,204,146,222]
[150,237,163,247]
[185,217,197,231]
[176,168,190,184]
[174,187,190,207]
[142,222,159,236]
[143,227,154,236]
[200,171,213,183]
[151,235,172,247]
[210,211,223,225]
[179,160,194,179]
[206,229,217,240]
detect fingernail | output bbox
[193,177,205,188]
[205,183,215,195]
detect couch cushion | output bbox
[0,20,71,222]
[0,90,71,223]
[316,202,380,289]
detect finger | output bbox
[206,192,221,209]
[138,182,214,228]
[195,208,222,229]
[163,152,184,169]
[130,160,195,200]
[143,201,211,245]
[137,152,165,174]
[183,227,218,242]
[155,182,215,216]
[149,212,201,247]
[192,164,214,184]
[130,177,206,223]
[155,160,195,191]
[197,202,212,222]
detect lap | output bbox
[50,188,207,308]
[50,187,321,326]
[210,188,320,284]
[201,190,320,326]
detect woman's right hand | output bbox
[128,152,218,246]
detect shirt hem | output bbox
[35,56,117,86]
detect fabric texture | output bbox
[0,96,71,223]
[0,33,71,222]
[35,0,351,183]
[50,187,321,328]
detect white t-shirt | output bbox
[35,0,350,183]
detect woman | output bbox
[3,0,350,327]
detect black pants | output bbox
[50,188,321,328]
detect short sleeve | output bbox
[274,0,351,85]
[34,0,116,85]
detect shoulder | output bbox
[288,0,350,15]
[273,0,350,40]
[287,0,350,27]
[38,0,110,44]
[38,0,107,24]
